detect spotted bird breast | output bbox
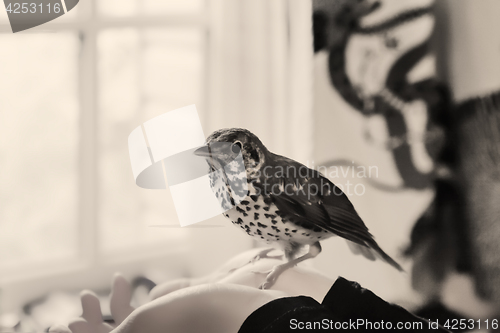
[222,183,329,246]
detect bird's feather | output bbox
[255,153,403,271]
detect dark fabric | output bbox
[455,91,500,301]
[415,301,467,332]
[239,277,450,332]
[239,296,334,333]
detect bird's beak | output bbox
[194,142,232,159]
[194,145,212,157]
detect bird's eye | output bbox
[231,142,242,154]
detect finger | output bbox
[68,318,92,333]
[110,273,135,325]
[48,324,72,333]
[80,290,103,325]
[68,318,113,333]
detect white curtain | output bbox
[187,0,315,277]
[205,0,314,163]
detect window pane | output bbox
[0,33,79,267]
[98,0,203,17]
[98,28,203,253]
[98,0,137,18]
[142,0,204,15]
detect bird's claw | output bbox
[251,254,283,264]
[250,269,272,275]
[258,273,279,290]
[249,249,284,265]
[255,266,283,289]
[259,282,272,290]
[228,249,283,274]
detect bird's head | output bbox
[194,128,268,176]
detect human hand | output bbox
[50,248,335,333]
[49,290,114,333]
[150,247,334,303]
[112,283,287,333]
[49,274,135,333]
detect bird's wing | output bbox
[255,154,403,271]
[258,155,375,247]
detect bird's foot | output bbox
[250,268,272,275]
[257,264,289,290]
[228,248,283,274]
[249,248,284,264]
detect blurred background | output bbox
[1,0,500,331]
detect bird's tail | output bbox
[347,241,404,272]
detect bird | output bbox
[194,128,403,289]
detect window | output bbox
[0,32,79,268]
[0,0,313,314]
[0,0,213,312]
[97,28,202,254]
